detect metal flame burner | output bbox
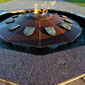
[26,12,52,20]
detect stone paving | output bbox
[0,0,85,16]
[0,46,85,85]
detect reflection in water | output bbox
[0,31,85,55]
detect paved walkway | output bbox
[0,0,85,15]
[0,46,84,85]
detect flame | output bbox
[34,4,39,14]
[34,4,48,15]
[50,0,56,6]
[42,9,48,14]
[34,0,56,15]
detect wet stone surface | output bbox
[0,29,85,55]
[0,9,84,52]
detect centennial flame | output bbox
[34,4,39,14]
[50,0,56,6]
[34,0,56,15]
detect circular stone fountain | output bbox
[0,9,82,48]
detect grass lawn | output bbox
[0,0,13,4]
[64,0,85,6]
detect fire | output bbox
[34,4,48,15]
[42,9,48,15]
[34,0,56,15]
[34,4,39,14]
[50,0,56,6]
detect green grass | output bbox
[64,0,85,6]
[0,0,13,4]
